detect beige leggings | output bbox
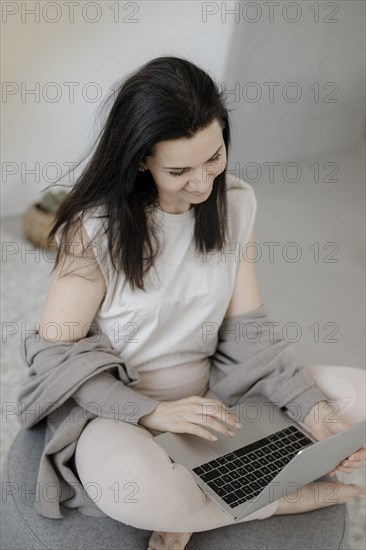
[74,365,366,533]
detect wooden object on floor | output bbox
[22,204,57,250]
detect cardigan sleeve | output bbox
[16,328,161,429]
[209,304,330,423]
[71,370,161,426]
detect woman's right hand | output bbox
[138,395,242,441]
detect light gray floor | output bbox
[248,139,365,370]
[1,138,365,548]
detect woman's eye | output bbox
[170,170,184,177]
[209,153,221,164]
[169,153,221,178]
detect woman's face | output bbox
[141,118,227,214]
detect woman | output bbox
[44,56,365,550]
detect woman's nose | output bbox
[187,174,212,193]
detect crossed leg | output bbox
[74,365,365,549]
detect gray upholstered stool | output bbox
[1,419,349,550]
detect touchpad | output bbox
[206,422,268,455]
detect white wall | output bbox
[1,1,236,217]
[223,0,365,162]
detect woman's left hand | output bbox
[302,400,366,477]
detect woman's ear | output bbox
[139,158,149,171]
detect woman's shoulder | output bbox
[225,174,257,242]
[225,173,255,195]
[225,173,257,211]
[82,203,108,222]
[80,204,109,238]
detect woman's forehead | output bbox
[152,121,224,165]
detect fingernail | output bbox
[236,422,242,428]
[228,430,235,437]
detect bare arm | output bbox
[39,222,106,342]
[37,221,161,425]
[224,229,262,319]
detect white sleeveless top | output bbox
[55,175,257,399]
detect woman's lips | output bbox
[188,189,210,196]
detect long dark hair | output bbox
[46,56,233,292]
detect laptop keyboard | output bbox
[192,425,313,508]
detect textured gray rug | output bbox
[1,228,365,549]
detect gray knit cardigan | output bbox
[15,304,329,519]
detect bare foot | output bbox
[274,480,365,515]
[147,530,193,550]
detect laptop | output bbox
[153,393,366,521]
